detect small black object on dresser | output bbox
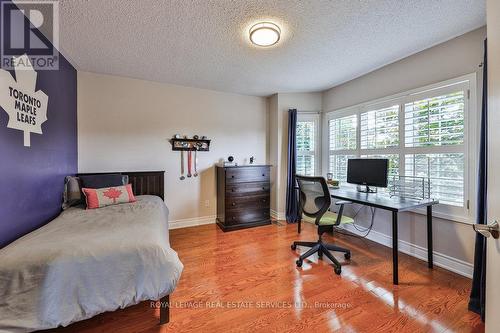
[216,165,271,231]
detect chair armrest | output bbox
[333,200,352,226]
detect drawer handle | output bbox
[262,174,265,177]
[231,175,235,178]
[232,202,236,206]
[262,187,265,190]
[231,189,235,192]
[262,199,266,203]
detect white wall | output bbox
[267,94,280,215]
[322,27,486,270]
[323,27,485,114]
[77,71,267,227]
[267,92,323,219]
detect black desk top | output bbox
[330,188,439,212]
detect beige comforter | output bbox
[0,195,183,332]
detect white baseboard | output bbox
[340,224,474,279]
[271,209,286,221]
[169,215,216,230]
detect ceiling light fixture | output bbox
[249,22,281,47]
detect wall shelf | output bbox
[170,138,210,151]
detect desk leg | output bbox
[392,211,399,285]
[427,205,433,268]
[298,217,301,234]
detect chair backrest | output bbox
[296,175,331,224]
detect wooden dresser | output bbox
[216,165,271,231]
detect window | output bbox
[404,92,465,147]
[326,74,476,222]
[360,105,399,149]
[329,154,356,182]
[296,113,320,176]
[405,153,464,206]
[329,114,357,151]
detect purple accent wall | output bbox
[0,0,77,248]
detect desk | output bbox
[313,188,438,285]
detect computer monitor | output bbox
[347,158,389,193]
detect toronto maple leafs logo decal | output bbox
[0,54,49,147]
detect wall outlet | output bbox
[204,200,210,207]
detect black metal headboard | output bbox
[77,171,165,200]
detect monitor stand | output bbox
[357,185,377,193]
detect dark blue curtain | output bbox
[286,109,300,223]
[468,39,487,322]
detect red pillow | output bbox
[82,184,136,209]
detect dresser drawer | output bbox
[226,167,270,184]
[216,165,272,232]
[226,194,270,211]
[225,208,270,225]
[226,182,270,196]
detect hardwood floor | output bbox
[46,222,484,333]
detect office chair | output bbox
[291,175,353,275]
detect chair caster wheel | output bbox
[344,252,351,260]
[334,266,342,275]
[296,259,303,267]
[291,244,297,250]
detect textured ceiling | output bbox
[53,0,485,96]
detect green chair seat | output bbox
[302,210,354,226]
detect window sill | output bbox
[409,206,473,225]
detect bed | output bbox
[0,171,183,332]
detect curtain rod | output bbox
[297,110,321,114]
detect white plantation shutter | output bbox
[405,91,465,147]
[403,88,467,207]
[405,153,465,206]
[329,155,356,182]
[329,115,357,151]
[360,105,399,149]
[296,114,319,176]
[327,75,474,220]
[328,113,357,183]
[297,121,315,151]
[296,120,315,176]
[296,155,314,176]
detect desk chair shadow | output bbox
[291,175,353,275]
